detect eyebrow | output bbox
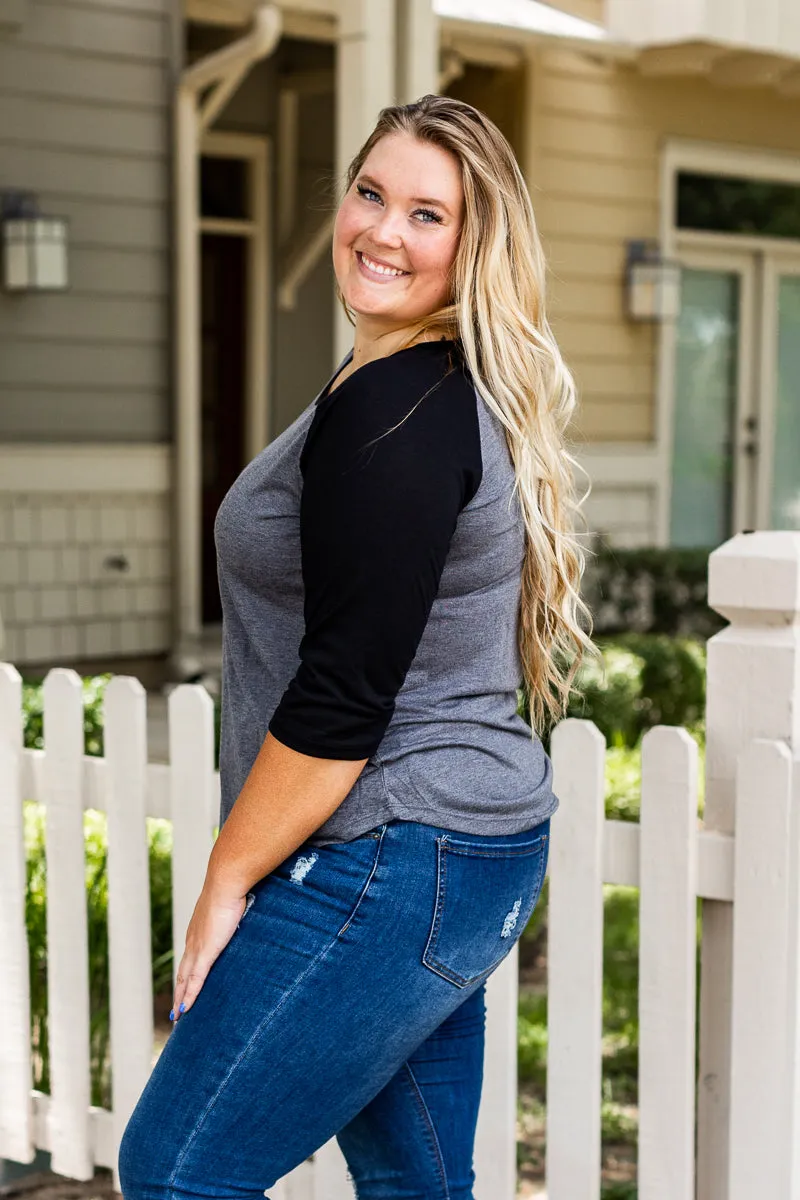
[358,174,453,216]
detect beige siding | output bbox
[0,0,172,442]
[550,0,605,23]
[528,48,800,449]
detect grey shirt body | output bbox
[215,342,559,845]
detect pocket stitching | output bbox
[422,835,548,988]
[336,824,387,938]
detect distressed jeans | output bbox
[118,816,550,1200]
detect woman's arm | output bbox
[205,732,368,897]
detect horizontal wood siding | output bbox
[530,47,800,448]
[0,0,171,442]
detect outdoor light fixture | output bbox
[1,190,68,292]
[624,239,681,322]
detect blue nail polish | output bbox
[169,1009,175,1021]
[179,1002,185,1013]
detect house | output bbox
[1,0,799,678]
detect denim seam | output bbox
[402,1061,451,1200]
[337,824,387,937]
[166,872,381,1195]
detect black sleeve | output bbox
[267,355,482,759]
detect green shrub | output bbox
[583,543,724,639]
[24,802,174,1110]
[23,673,110,757]
[569,634,706,749]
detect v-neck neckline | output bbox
[315,340,458,408]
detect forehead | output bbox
[360,133,463,206]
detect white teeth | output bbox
[360,252,405,277]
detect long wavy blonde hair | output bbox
[339,94,597,735]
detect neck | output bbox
[350,318,433,370]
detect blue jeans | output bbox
[118,816,550,1200]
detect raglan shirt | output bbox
[215,339,559,846]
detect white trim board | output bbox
[0,445,171,493]
[576,444,661,488]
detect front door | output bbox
[669,246,800,545]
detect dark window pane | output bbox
[677,172,800,239]
[200,156,248,220]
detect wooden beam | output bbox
[637,40,727,77]
[779,67,800,98]
[0,0,25,30]
[711,50,795,89]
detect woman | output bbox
[119,94,594,1200]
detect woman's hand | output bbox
[170,884,250,1024]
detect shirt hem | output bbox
[306,792,560,846]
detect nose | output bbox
[370,207,404,249]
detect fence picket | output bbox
[168,685,216,992]
[104,677,154,1192]
[547,718,606,1200]
[638,726,699,1200]
[0,663,34,1164]
[42,668,93,1179]
[729,739,795,1198]
[475,948,518,1200]
[311,1137,353,1199]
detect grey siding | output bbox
[0,0,172,442]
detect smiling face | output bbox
[333,132,464,335]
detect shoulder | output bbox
[301,340,480,473]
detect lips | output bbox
[356,250,410,279]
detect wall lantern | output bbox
[625,239,681,322]
[1,190,68,292]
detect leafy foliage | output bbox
[582,544,724,639]
[24,803,174,1110]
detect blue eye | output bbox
[416,208,442,225]
[356,184,381,203]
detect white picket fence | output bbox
[2,529,800,1199]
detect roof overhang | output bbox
[183,0,800,96]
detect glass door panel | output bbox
[670,269,741,546]
[770,274,800,528]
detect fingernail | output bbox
[179,1002,185,1014]
[169,1009,175,1021]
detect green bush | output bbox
[583,543,724,640]
[23,673,110,757]
[24,802,174,1110]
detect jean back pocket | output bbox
[422,829,549,988]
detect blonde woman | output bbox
[119,94,593,1200]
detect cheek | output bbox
[414,237,458,293]
[334,200,364,256]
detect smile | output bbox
[356,250,409,281]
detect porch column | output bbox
[334,0,397,363]
[396,0,439,103]
[173,7,280,664]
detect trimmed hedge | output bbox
[582,544,725,639]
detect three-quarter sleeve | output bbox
[267,352,482,759]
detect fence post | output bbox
[0,663,33,1165]
[728,738,796,1197]
[547,718,606,1200]
[697,530,800,1200]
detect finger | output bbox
[176,962,211,1018]
[171,948,197,1023]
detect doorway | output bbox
[198,134,270,626]
[669,245,800,545]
